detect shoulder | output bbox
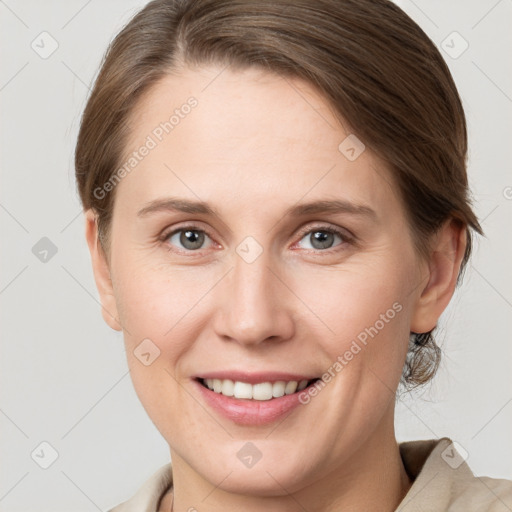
[397,437,512,511]
[450,474,512,511]
[461,476,512,512]
[106,462,173,512]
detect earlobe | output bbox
[84,209,123,332]
[410,219,467,334]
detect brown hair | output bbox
[74,0,483,389]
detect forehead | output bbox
[115,65,400,220]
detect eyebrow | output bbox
[137,197,377,220]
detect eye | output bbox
[161,225,214,252]
[160,224,353,254]
[295,226,351,251]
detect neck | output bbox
[167,416,412,512]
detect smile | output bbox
[194,373,322,425]
[199,377,318,400]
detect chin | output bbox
[208,466,312,498]
[192,440,319,497]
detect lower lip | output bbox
[193,379,310,426]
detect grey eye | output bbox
[298,230,343,250]
[169,229,209,251]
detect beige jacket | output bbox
[108,437,512,511]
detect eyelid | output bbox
[295,222,355,242]
[160,221,213,239]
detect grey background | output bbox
[0,0,511,510]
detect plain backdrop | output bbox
[1,0,511,510]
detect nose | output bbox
[212,248,295,347]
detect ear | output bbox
[410,219,467,334]
[84,209,122,331]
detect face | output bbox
[90,64,434,495]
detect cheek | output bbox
[299,259,413,382]
[110,261,209,413]
[113,258,207,344]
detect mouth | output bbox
[196,377,321,400]
[192,371,323,425]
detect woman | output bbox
[74,0,512,510]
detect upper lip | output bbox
[194,371,319,385]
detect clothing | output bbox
[107,437,512,511]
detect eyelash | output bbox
[158,223,355,255]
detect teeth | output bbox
[221,379,234,397]
[285,381,298,394]
[297,379,308,391]
[272,381,286,398]
[233,381,253,399]
[213,379,222,393]
[253,382,273,400]
[202,378,311,400]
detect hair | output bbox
[74,0,483,389]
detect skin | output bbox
[84,64,466,512]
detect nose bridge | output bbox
[214,241,294,346]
